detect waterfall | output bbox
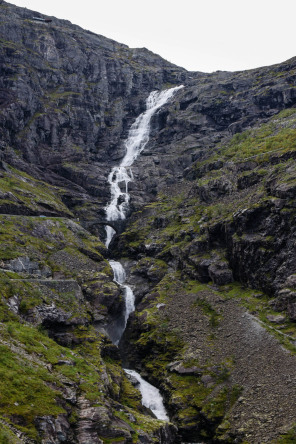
[105,85,184,248]
[107,260,135,345]
[124,369,169,421]
[104,85,184,421]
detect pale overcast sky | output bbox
[9,0,296,73]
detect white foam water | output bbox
[105,85,183,248]
[109,260,135,336]
[124,369,169,421]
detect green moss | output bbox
[0,166,73,217]
[49,91,81,100]
[216,123,296,163]
[187,280,209,294]
[275,424,296,443]
[0,270,21,279]
[0,321,111,438]
[272,108,296,119]
[0,342,65,440]
[0,422,21,443]
[194,298,221,327]
[0,280,45,316]
[18,287,45,314]
[170,372,210,410]
[119,376,142,411]
[1,320,107,403]
[202,387,229,420]
[202,384,242,425]
[0,215,106,280]
[120,220,150,249]
[220,283,296,353]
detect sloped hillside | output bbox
[0,1,182,442]
[1,0,296,442]
[117,107,296,442]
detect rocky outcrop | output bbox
[0,211,180,442]
[124,57,296,213]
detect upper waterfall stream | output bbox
[105,85,184,248]
[104,85,183,421]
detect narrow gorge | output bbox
[2,1,296,443]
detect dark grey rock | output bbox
[7,256,41,275]
[35,415,71,444]
[170,362,202,376]
[208,261,234,285]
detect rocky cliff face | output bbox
[0,0,187,230]
[2,0,296,443]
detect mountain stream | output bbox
[104,86,183,420]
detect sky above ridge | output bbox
[10,0,296,73]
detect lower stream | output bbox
[107,258,170,421]
[124,369,169,421]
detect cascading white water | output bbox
[124,369,169,421]
[105,86,184,421]
[105,85,184,248]
[108,260,135,344]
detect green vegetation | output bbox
[194,298,220,327]
[0,165,73,217]
[209,108,296,164]
[0,342,65,440]
[1,20,296,441]
[272,108,296,120]
[125,272,243,439]
[202,386,239,421]
[275,424,296,443]
[0,214,105,267]
[0,175,170,442]
[0,313,169,442]
[0,422,21,444]
[48,90,81,100]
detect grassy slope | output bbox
[0,166,169,443]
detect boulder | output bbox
[208,261,233,285]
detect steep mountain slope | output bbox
[0,0,186,231]
[1,1,296,443]
[0,1,183,442]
